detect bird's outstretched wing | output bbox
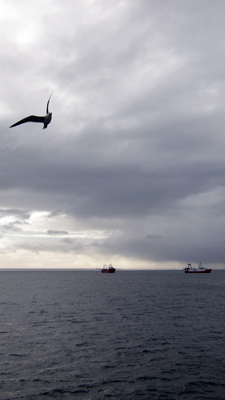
[10,115,45,128]
[46,92,53,114]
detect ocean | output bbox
[0,269,224,399]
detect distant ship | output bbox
[101,264,116,273]
[184,263,212,273]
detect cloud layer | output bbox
[1,0,225,269]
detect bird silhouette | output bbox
[10,93,52,129]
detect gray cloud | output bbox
[1,0,225,268]
[47,230,68,235]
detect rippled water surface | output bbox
[0,269,225,399]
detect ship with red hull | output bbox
[184,263,212,273]
[101,264,116,273]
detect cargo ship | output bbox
[184,263,212,273]
[101,264,116,273]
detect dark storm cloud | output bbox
[2,126,225,220]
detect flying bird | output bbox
[10,93,53,130]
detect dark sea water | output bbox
[0,269,225,400]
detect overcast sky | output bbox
[1,0,225,269]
